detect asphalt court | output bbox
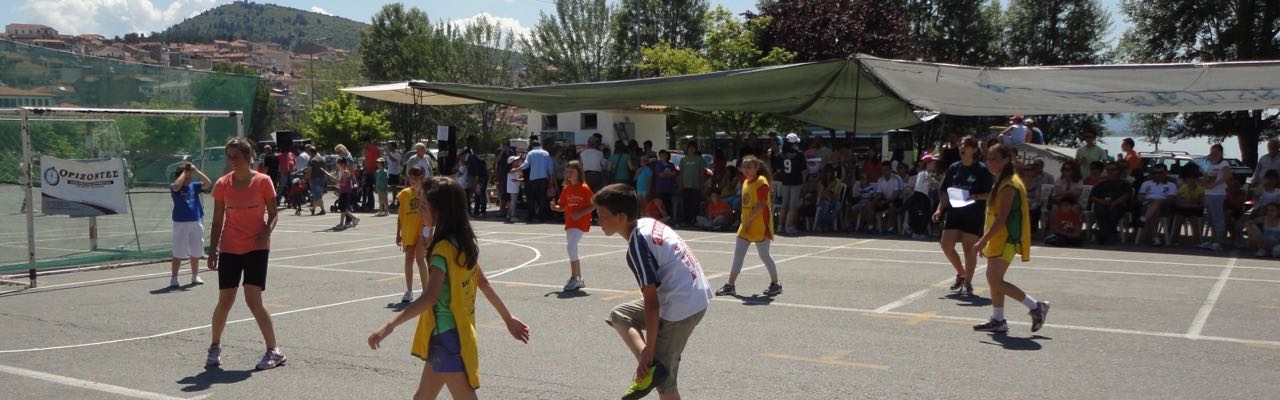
[1,211,1279,399]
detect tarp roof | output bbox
[343,55,1280,132]
[345,60,922,132]
[857,55,1280,115]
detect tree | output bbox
[305,92,393,152]
[611,0,710,79]
[639,6,800,153]
[1001,0,1112,145]
[1118,0,1280,165]
[522,0,616,84]
[906,0,1003,66]
[750,0,911,62]
[359,3,444,148]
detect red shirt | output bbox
[707,199,731,218]
[364,145,380,171]
[644,199,666,220]
[1052,209,1083,236]
[212,172,275,254]
[557,183,593,232]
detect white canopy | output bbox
[857,55,1280,116]
[338,81,483,106]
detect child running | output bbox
[549,160,595,292]
[972,144,1051,333]
[368,176,530,400]
[396,166,427,303]
[594,183,712,400]
[170,162,211,288]
[714,155,782,297]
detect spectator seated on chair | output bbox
[816,166,846,232]
[1170,165,1206,246]
[861,161,905,234]
[1089,161,1132,245]
[697,192,735,231]
[1045,196,1084,247]
[1137,164,1177,246]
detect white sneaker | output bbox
[255,348,286,370]
[205,345,221,367]
[169,276,180,288]
[192,275,204,285]
[401,290,413,303]
[563,277,585,292]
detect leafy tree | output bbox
[750,0,911,62]
[522,0,616,84]
[611,0,710,79]
[639,6,799,154]
[305,92,393,151]
[1118,0,1280,165]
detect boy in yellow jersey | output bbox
[396,166,426,303]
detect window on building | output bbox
[581,113,598,130]
[542,115,558,130]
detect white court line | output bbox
[0,241,542,354]
[1187,255,1238,339]
[487,279,1280,348]
[704,238,875,280]
[0,364,210,400]
[874,261,988,313]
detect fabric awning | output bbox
[855,55,1280,116]
[339,81,484,106]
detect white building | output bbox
[523,108,668,150]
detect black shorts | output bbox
[218,250,269,290]
[337,192,355,212]
[944,208,984,236]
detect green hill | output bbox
[159,1,367,50]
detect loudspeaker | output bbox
[437,126,458,175]
[273,130,296,153]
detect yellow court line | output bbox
[861,312,971,327]
[905,311,937,325]
[761,352,889,370]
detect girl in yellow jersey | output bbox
[972,144,1050,334]
[715,155,782,297]
[369,176,530,399]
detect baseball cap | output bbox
[785,133,801,144]
[1010,115,1024,123]
[920,153,938,162]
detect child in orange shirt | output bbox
[643,194,669,223]
[550,161,595,292]
[697,192,733,230]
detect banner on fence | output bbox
[39,156,128,216]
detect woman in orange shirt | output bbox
[550,161,595,292]
[206,138,285,371]
[1120,138,1143,178]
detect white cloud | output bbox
[310,6,331,16]
[18,0,223,36]
[448,12,531,40]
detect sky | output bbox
[7,0,1130,43]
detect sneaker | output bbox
[763,282,783,296]
[192,275,204,285]
[169,276,180,288]
[972,318,1008,332]
[714,283,736,296]
[563,277,585,292]
[401,290,413,303]
[1029,301,1051,332]
[1151,237,1164,247]
[621,361,669,400]
[949,275,964,291]
[351,217,361,228]
[959,282,974,296]
[255,348,287,370]
[205,345,221,367]
[317,210,326,216]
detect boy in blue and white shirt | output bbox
[593,183,712,400]
[169,163,211,288]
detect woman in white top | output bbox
[906,155,939,239]
[1201,144,1232,252]
[1053,161,1086,210]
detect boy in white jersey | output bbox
[594,183,712,400]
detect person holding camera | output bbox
[170,162,212,288]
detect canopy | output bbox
[343,56,1280,131]
[344,60,922,132]
[857,55,1280,116]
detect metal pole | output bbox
[125,158,142,253]
[21,108,37,288]
[852,62,862,152]
[200,117,207,170]
[236,112,244,139]
[87,121,97,251]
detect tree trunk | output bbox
[1239,110,1262,168]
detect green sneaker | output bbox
[621,361,669,400]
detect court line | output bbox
[0,364,211,400]
[487,279,1280,348]
[1187,255,1237,339]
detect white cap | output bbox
[507,156,519,164]
[785,133,801,143]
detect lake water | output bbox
[1098,134,1262,161]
